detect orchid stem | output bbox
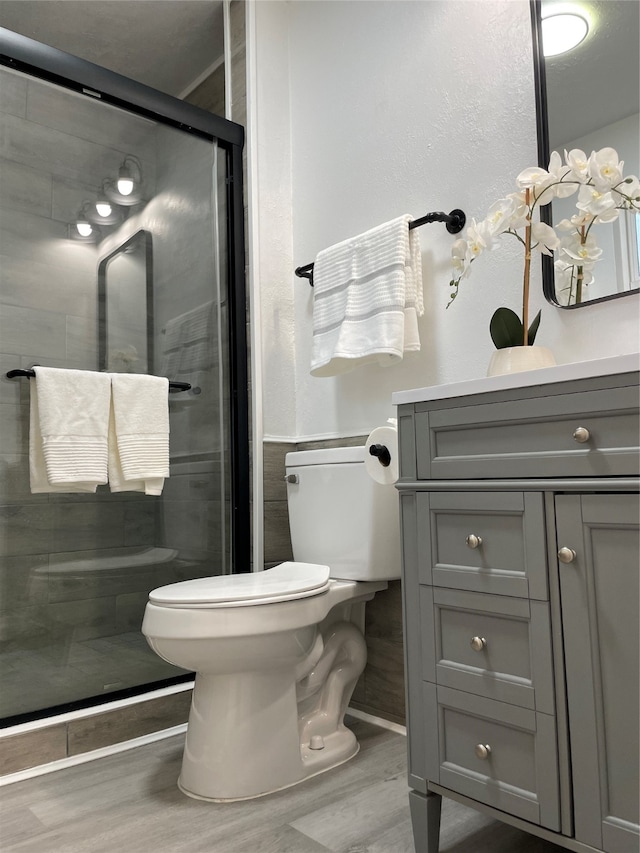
[523,188,532,346]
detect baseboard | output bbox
[0,723,187,787]
[347,706,407,736]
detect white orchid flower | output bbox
[465,218,499,261]
[576,183,618,218]
[483,197,520,236]
[531,221,560,255]
[588,147,624,191]
[556,214,593,232]
[451,238,468,276]
[581,268,595,286]
[503,191,529,228]
[617,174,640,208]
[449,142,635,315]
[558,232,603,265]
[516,165,556,199]
[541,151,577,201]
[564,149,590,182]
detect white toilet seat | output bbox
[148,561,331,608]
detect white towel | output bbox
[30,367,111,493]
[310,215,423,377]
[160,302,214,378]
[108,373,170,496]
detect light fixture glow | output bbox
[95,200,112,218]
[104,155,144,206]
[117,176,134,196]
[76,220,93,237]
[116,155,142,196]
[542,12,589,56]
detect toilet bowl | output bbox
[142,445,400,801]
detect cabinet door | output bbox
[556,494,640,853]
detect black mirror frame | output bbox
[98,229,154,373]
[530,0,639,310]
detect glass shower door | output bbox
[0,63,238,724]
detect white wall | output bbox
[250,0,640,442]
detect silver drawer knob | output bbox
[572,426,590,443]
[558,547,577,564]
[475,744,491,760]
[470,636,487,651]
[465,534,482,549]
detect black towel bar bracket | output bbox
[294,208,466,287]
[5,368,192,393]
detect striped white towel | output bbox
[30,367,111,492]
[109,373,170,496]
[310,215,423,377]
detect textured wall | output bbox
[253,0,640,443]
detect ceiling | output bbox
[0,0,224,98]
[1,1,636,149]
[542,0,639,150]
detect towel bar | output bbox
[294,208,466,286]
[5,368,192,393]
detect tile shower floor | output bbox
[0,631,179,720]
[0,717,566,852]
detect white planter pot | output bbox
[487,345,556,377]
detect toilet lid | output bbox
[148,562,331,608]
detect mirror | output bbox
[531,0,640,307]
[98,230,153,372]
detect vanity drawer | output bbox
[415,386,639,480]
[421,588,554,713]
[417,491,547,599]
[424,684,559,830]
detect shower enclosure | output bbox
[0,30,249,725]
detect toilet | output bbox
[141,445,400,802]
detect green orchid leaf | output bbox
[490,307,523,349]
[527,309,542,345]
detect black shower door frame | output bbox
[0,27,251,573]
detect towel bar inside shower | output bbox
[5,368,192,393]
[294,208,466,287]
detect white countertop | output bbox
[391,353,640,406]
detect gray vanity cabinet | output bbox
[395,366,639,853]
[556,493,639,853]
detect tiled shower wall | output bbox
[263,439,406,726]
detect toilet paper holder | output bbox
[368,444,391,467]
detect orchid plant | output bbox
[448,147,640,348]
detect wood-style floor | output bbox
[0,717,566,853]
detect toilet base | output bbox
[175,619,367,802]
[178,728,359,803]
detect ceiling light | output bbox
[117,175,134,196]
[89,185,123,225]
[68,202,101,242]
[542,11,589,56]
[108,154,142,205]
[95,199,112,218]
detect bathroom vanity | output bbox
[392,354,639,853]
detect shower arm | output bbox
[6,368,191,393]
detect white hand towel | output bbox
[109,373,169,496]
[30,367,111,493]
[310,215,423,377]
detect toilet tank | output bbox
[285,446,401,581]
